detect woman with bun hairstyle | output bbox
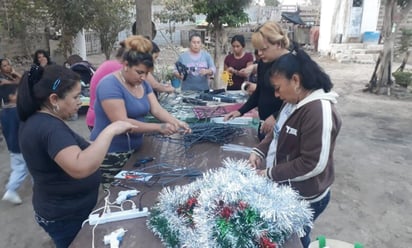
[224,21,288,140]
[17,64,137,248]
[91,35,191,186]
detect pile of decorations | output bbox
[147,159,313,248]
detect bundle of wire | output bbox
[183,123,245,148]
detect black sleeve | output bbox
[238,81,260,115]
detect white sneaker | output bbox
[2,190,22,204]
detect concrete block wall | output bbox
[329,43,383,63]
[0,34,49,59]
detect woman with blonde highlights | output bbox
[91,35,190,186]
[224,21,289,141]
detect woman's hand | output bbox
[158,123,178,135]
[255,169,266,177]
[175,121,191,134]
[11,69,21,79]
[227,67,236,74]
[40,60,48,68]
[260,115,276,135]
[239,64,256,77]
[245,82,256,95]
[107,121,138,136]
[174,72,184,80]
[162,84,176,93]
[200,68,212,76]
[223,110,241,121]
[249,152,262,168]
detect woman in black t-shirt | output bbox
[17,65,138,248]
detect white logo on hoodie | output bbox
[285,125,298,136]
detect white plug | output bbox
[115,190,139,205]
[103,228,126,248]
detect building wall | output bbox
[360,0,380,33]
[0,34,49,59]
[318,0,337,53]
[319,0,381,54]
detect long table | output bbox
[70,127,303,248]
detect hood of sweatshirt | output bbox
[296,89,339,109]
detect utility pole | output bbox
[135,0,153,39]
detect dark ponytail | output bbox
[17,65,44,121]
[270,47,333,92]
[17,64,80,121]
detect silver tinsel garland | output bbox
[147,158,313,248]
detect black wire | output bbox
[183,123,245,148]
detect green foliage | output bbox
[192,0,252,28]
[191,0,252,72]
[37,0,95,56]
[155,0,195,23]
[88,0,133,59]
[399,29,412,54]
[265,0,279,6]
[3,0,46,38]
[393,71,412,87]
[397,0,410,8]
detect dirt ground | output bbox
[1,51,411,248]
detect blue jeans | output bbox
[35,213,86,248]
[6,153,28,192]
[300,191,331,248]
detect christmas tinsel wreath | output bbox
[147,159,313,248]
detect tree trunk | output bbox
[213,25,225,89]
[373,0,412,94]
[375,0,396,94]
[136,0,153,39]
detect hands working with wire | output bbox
[158,120,191,136]
[223,110,241,122]
[176,120,191,134]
